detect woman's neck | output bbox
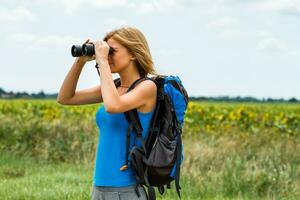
[118,65,142,88]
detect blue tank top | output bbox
[93,104,155,187]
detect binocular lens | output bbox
[82,43,95,56]
[71,45,83,57]
[71,44,115,57]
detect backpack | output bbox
[113,75,189,200]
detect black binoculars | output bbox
[71,43,115,57]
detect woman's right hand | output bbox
[76,39,96,63]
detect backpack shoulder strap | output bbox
[127,76,155,92]
[113,77,121,88]
[120,76,157,171]
[123,76,154,132]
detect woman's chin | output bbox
[110,65,117,73]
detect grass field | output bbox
[0,100,300,199]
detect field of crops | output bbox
[0,99,299,199]
[185,101,300,136]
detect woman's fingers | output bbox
[83,39,91,45]
[94,41,109,49]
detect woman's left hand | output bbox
[93,40,109,65]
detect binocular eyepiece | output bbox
[71,43,115,57]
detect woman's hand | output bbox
[76,39,96,63]
[93,40,110,65]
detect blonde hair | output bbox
[103,26,158,77]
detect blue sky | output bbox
[0,0,299,99]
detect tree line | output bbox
[0,88,56,99]
[0,87,299,102]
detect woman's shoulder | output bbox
[135,79,157,96]
[140,78,156,89]
[135,79,157,113]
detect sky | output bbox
[0,0,299,100]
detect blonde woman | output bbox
[57,26,158,200]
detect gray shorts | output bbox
[91,184,148,200]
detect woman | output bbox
[57,26,158,200]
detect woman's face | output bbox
[107,38,134,73]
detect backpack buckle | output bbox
[120,165,128,171]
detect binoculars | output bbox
[71,43,115,57]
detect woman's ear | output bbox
[130,57,136,61]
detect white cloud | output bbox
[61,0,83,14]
[135,2,155,14]
[249,30,300,55]
[0,7,36,22]
[250,30,285,52]
[253,0,300,16]
[206,16,240,38]
[127,0,176,15]
[257,37,284,52]
[207,16,238,29]
[177,0,300,17]
[61,0,128,13]
[57,0,176,14]
[250,30,272,39]
[90,0,128,8]
[8,33,36,42]
[103,18,128,30]
[7,33,82,52]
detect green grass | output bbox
[0,153,93,200]
[0,152,201,200]
[1,133,300,200]
[1,100,300,199]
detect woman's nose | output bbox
[108,56,113,63]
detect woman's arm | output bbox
[57,58,103,105]
[92,40,156,113]
[98,60,156,113]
